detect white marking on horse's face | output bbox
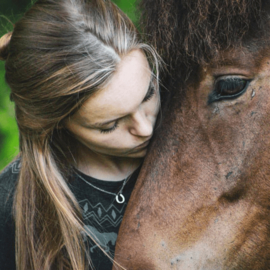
[161,240,167,248]
[169,244,226,270]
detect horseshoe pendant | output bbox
[116,194,125,204]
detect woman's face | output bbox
[65,49,160,159]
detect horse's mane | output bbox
[140,0,270,85]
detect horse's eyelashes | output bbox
[217,78,247,95]
[208,78,251,104]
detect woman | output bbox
[0,0,160,269]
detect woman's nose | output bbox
[129,109,153,137]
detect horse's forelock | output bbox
[140,0,270,85]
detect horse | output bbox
[113,0,270,269]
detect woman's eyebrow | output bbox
[93,117,122,127]
[91,80,153,128]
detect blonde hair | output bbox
[0,0,160,269]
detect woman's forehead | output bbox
[74,50,152,124]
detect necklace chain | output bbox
[75,171,132,204]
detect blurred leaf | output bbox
[0,62,19,170]
[114,0,138,24]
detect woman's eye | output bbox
[100,121,119,134]
[208,77,251,104]
[143,87,155,102]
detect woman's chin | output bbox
[125,147,148,158]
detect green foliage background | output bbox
[0,0,137,170]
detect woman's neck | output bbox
[73,146,143,181]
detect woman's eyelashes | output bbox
[143,86,155,102]
[100,121,119,134]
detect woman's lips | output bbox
[126,138,152,154]
[134,139,150,149]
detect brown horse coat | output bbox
[113,0,270,269]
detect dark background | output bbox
[0,0,137,170]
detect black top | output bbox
[0,159,139,270]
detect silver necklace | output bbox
[75,171,132,204]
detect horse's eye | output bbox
[208,77,251,104]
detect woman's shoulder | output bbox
[0,160,18,270]
[0,159,20,188]
[0,159,20,208]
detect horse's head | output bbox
[113,1,270,269]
